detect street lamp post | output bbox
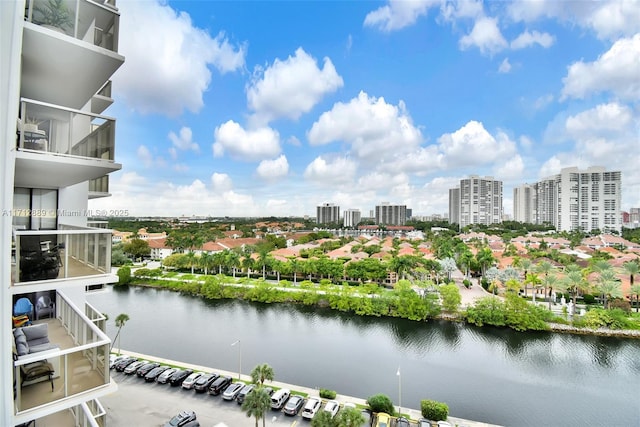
[231,339,241,380]
[397,366,402,417]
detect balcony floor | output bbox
[17,319,107,412]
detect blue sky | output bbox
[89,0,640,218]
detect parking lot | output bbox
[103,369,303,427]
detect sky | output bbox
[89,0,640,219]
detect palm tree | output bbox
[226,250,241,278]
[111,313,129,355]
[241,386,271,427]
[524,272,542,303]
[250,363,274,386]
[516,258,533,297]
[199,252,213,275]
[542,272,559,310]
[564,270,588,306]
[596,269,622,309]
[622,260,639,289]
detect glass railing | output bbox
[97,80,112,99]
[18,98,115,161]
[13,225,112,285]
[89,175,109,194]
[24,0,120,52]
[85,301,107,333]
[78,399,107,427]
[14,292,111,415]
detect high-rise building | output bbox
[513,184,535,223]
[534,166,622,232]
[1,1,124,424]
[451,176,503,228]
[343,209,361,228]
[448,187,460,226]
[375,203,407,226]
[316,203,340,224]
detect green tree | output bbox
[250,363,274,386]
[596,269,622,309]
[336,406,365,427]
[241,386,271,427]
[622,260,639,290]
[366,394,395,415]
[111,313,129,355]
[630,284,640,313]
[122,238,150,259]
[439,283,461,313]
[311,410,337,427]
[421,399,449,421]
[116,266,131,286]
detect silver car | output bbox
[181,372,203,390]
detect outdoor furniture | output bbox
[35,295,55,320]
[13,298,33,320]
[19,235,60,282]
[20,361,54,391]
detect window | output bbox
[12,187,58,230]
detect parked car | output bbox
[163,410,196,427]
[145,366,170,382]
[181,422,200,427]
[222,382,244,400]
[418,419,434,427]
[181,372,203,390]
[236,384,255,405]
[396,417,411,427]
[436,422,453,427]
[323,400,340,418]
[208,375,232,395]
[170,369,194,387]
[283,395,305,416]
[114,357,138,372]
[361,409,372,426]
[110,354,126,369]
[270,388,290,410]
[156,368,178,384]
[193,373,218,393]
[124,360,148,375]
[136,362,160,377]
[375,413,391,427]
[263,386,274,396]
[301,397,321,419]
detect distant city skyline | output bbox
[88,0,640,218]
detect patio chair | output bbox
[13,298,33,319]
[35,295,55,320]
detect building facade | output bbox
[513,184,535,224]
[375,203,407,226]
[448,187,460,226]
[452,176,503,228]
[316,203,340,224]
[1,0,124,424]
[535,166,622,232]
[343,209,361,228]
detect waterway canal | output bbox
[89,286,640,426]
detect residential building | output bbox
[2,1,124,425]
[343,209,361,228]
[534,166,622,232]
[316,203,340,224]
[375,203,407,226]
[451,176,503,228]
[623,208,640,229]
[513,184,535,223]
[448,188,460,226]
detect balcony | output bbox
[13,292,116,424]
[91,80,113,114]
[22,0,124,110]
[16,98,121,188]
[13,225,115,289]
[89,175,110,199]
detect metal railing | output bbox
[24,0,120,52]
[14,292,111,414]
[13,225,112,285]
[18,98,115,161]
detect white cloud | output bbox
[168,127,199,152]
[437,121,517,168]
[346,34,353,52]
[114,0,246,117]
[356,172,410,192]
[561,34,640,100]
[307,91,423,160]
[533,94,554,110]
[493,154,525,180]
[459,16,508,55]
[256,155,289,180]
[498,58,512,73]
[303,156,357,185]
[212,120,281,161]
[565,103,633,139]
[137,145,153,167]
[286,136,301,146]
[364,0,440,32]
[168,147,178,160]
[247,48,343,125]
[211,172,233,192]
[586,1,640,40]
[383,146,443,175]
[440,0,484,21]
[173,163,189,173]
[510,30,555,49]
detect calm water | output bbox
[89,287,640,426]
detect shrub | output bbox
[319,388,336,399]
[366,394,395,415]
[582,294,596,304]
[116,266,131,286]
[421,399,449,421]
[609,299,631,313]
[462,279,471,288]
[480,277,489,290]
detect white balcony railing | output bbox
[18,98,115,162]
[14,292,112,416]
[13,225,112,285]
[24,0,120,52]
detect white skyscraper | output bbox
[316,203,340,224]
[455,176,503,228]
[343,209,361,227]
[375,203,407,226]
[513,184,536,224]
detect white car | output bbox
[109,354,126,369]
[181,372,203,390]
[124,360,147,375]
[156,368,178,384]
[301,397,322,420]
[323,400,340,418]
